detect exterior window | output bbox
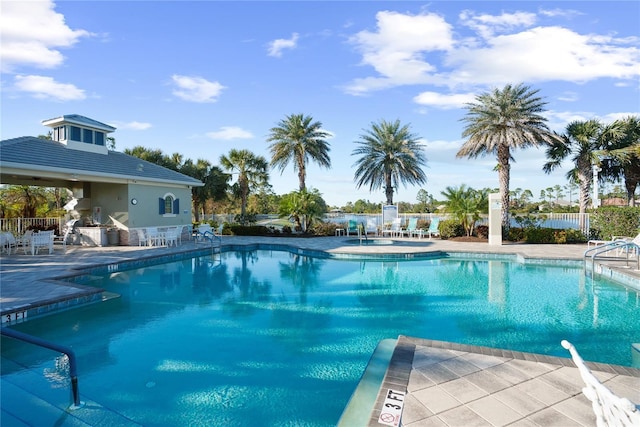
[158,194,179,216]
[53,126,66,141]
[95,132,105,146]
[82,128,93,144]
[69,126,81,141]
[164,196,173,214]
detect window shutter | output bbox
[173,198,180,214]
[159,198,165,214]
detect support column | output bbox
[488,193,502,246]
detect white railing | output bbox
[0,217,63,236]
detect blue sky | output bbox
[2,1,639,208]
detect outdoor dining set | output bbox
[0,229,55,256]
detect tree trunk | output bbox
[497,145,511,229]
[384,173,394,205]
[298,164,306,192]
[624,164,640,207]
[576,165,591,217]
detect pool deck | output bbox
[1,235,639,426]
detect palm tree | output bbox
[352,119,428,205]
[440,184,488,236]
[267,113,332,192]
[596,116,640,206]
[219,149,269,224]
[543,119,608,216]
[458,83,560,228]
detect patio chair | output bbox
[426,218,440,239]
[364,218,378,236]
[381,218,402,238]
[346,219,359,236]
[195,224,213,243]
[30,230,54,255]
[19,230,34,254]
[164,227,179,247]
[1,232,16,255]
[401,218,421,238]
[561,340,640,427]
[136,229,149,246]
[146,227,163,246]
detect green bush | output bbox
[438,219,464,239]
[228,225,271,236]
[475,225,489,239]
[523,227,588,244]
[590,207,640,239]
[309,222,339,236]
[506,227,525,242]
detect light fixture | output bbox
[131,198,138,205]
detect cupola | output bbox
[41,114,116,155]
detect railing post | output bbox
[1,328,82,409]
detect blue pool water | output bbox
[2,249,639,426]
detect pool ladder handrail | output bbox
[584,240,640,272]
[1,327,83,409]
[359,222,368,245]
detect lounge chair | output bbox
[346,219,359,236]
[561,340,640,427]
[381,218,402,238]
[401,218,420,238]
[426,218,440,239]
[364,218,378,236]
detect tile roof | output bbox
[0,136,203,186]
[41,114,116,132]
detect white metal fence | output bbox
[0,217,63,236]
[203,212,591,235]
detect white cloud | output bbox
[344,11,454,94]
[447,26,640,85]
[0,0,92,72]
[346,9,640,94]
[206,126,254,140]
[116,121,152,130]
[459,10,537,39]
[170,75,225,103]
[267,33,299,57]
[14,75,85,101]
[413,91,476,109]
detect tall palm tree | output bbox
[596,116,640,206]
[219,149,269,223]
[267,113,332,192]
[543,119,609,216]
[458,83,560,228]
[352,119,428,205]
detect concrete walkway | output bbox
[1,235,639,427]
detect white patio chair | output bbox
[146,227,163,246]
[364,218,379,236]
[30,230,54,255]
[1,232,16,255]
[561,340,640,427]
[136,229,149,246]
[19,230,34,254]
[164,227,179,247]
[381,218,402,238]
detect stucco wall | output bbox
[127,183,192,228]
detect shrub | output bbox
[590,207,640,239]
[506,227,525,242]
[310,222,339,236]
[475,225,489,239]
[228,225,271,236]
[523,227,588,244]
[438,219,464,239]
[281,225,292,235]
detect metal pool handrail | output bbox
[584,240,640,271]
[1,327,82,409]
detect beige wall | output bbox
[127,183,192,228]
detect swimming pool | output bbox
[2,248,639,426]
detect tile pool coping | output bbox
[367,336,640,426]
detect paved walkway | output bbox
[1,236,639,426]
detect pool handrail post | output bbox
[1,327,82,409]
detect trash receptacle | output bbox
[107,228,120,246]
